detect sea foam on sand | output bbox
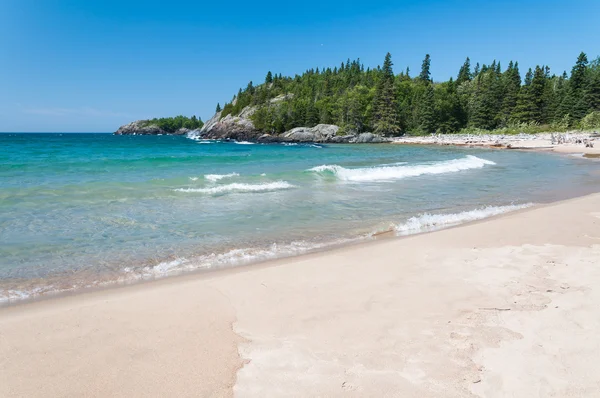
[395,203,533,235]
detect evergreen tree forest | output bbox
[141,115,203,133]
[219,52,600,135]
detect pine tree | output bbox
[265,71,273,84]
[372,53,401,135]
[529,65,548,123]
[571,52,588,92]
[553,72,570,121]
[216,103,222,113]
[456,57,472,85]
[512,68,537,123]
[569,52,589,120]
[419,83,436,133]
[414,54,438,132]
[469,66,503,129]
[499,61,521,126]
[419,54,432,82]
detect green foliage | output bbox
[419,54,432,82]
[141,115,203,132]
[456,57,472,86]
[581,111,600,129]
[373,53,401,135]
[224,51,599,135]
[216,103,222,113]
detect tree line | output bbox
[141,115,203,133]
[219,52,600,135]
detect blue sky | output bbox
[1,0,599,132]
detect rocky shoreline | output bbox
[114,108,599,151]
[114,106,391,144]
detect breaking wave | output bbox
[395,203,533,235]
[308,155,496,182]
[174,181,295,194]
[204,172,239,182]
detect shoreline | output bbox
[0,200,567,308]
[0,207,527,308]
[391,131,600,156]
[2,137,599,307]
[3,191,600,396]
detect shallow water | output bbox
[1,133,598,302]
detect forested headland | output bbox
[219,52,600,136]
[140,115,204,133]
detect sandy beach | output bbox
[2,182,600,396]
[392,132,600,157]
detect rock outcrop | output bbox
[114,120,192,136]
[197,109,391,143]
[352,132,389,143]
[283,124,340,142]
[117,107,391,143]
[199,106,262,141]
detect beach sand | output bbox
[392,132,600,157]
[2,193,600,397]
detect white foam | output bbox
[0,237,358,303]
[142,239,359,277]
[189,177,199,181]
[174,181,295,194]
[395,203,533,235]
[151,258,186,274]
[309,155,496,182]
[235,141,255,145]
[204,172,239,182]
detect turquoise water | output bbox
[1,133,598,302]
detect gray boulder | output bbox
[352,133,390,143]
[283,124,340,142]
[329,135,356,143]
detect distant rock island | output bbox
[115,115,204,136]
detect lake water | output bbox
[1,133,598,302]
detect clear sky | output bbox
[1,0,599,132]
